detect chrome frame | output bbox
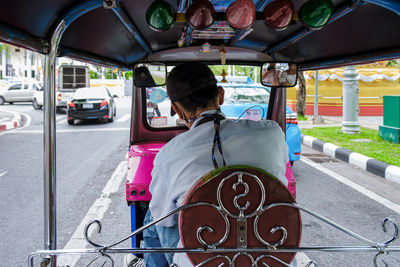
[35,1,400,266]
[31,170,400,266]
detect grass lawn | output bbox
[298,114,308,121]
[301,127,400,167]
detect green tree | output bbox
[124,70,133,79]
[387,60,399,68]
[90,70,98,79]
[208,65,259,83]
[105,68,117,79]
[0,43,10,79]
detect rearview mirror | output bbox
[261,63,298,87]
[134,63,166,87]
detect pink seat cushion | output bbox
[179,166,301,266]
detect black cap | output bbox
[167,62,217,116]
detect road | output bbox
[1,100,400,266]
[0,99,132,266]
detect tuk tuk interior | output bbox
[1,0,400,266]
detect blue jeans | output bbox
[143,209,180,267]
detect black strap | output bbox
[197,113,226,169]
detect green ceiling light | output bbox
[299,0,334,29]
[146,0,176,32]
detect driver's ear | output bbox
[171,102,184,120]
[218,86,225,105]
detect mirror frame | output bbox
[260,62,298,88]
[133,62,167,87]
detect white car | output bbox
[0,80,42,105]
[32,88,75,110]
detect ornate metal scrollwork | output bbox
[194,203,231,249]
[195,252,295,267]
[84,220,104,248]
[195,255,232,266]
[28,171,400,267]
[382,218,399,246]
[217,172,266,219]
[254,254,294,267]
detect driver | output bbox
[143,62,289,266]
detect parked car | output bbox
[32,87,70,111]
[66,87,116,125]
[32,86,44,109]
[220,83,301,165]
[0,79,42,105]
[32,88,78,111]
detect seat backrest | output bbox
[179,166,301,266]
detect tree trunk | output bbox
[296,71,306,116]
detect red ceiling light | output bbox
[226,0,256,29]
[186,0,216,29]
[264,0,295,30]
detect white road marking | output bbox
[7,127,130,134]
[0,171,8,178]
[57,159,127,267]
[56,116,66,124]
[116,114,130,122]
[301,157,400,214]
[12,107,33,112]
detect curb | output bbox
[0,111,22,131]
[301,134,400,185]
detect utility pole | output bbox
[312,70,324,124]
[342,66,360,133]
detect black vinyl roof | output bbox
[1,0,400,70]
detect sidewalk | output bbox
[299,116,400,184]
[299,116,383,130]
[0,109,23,131]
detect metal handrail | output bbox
[30,171,400,267]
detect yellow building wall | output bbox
[287,66,400,115]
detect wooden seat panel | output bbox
[179,166,301,266]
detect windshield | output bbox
[221,85,270,121]
[145,65,268,128]
[73,87,108,99]
[223,85,270,104]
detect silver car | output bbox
[0,81,42,104]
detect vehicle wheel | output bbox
[108,114,114,123]
[0,97,4,105]
[32,98,42,110]
[9,102,13,104]
[67,119,74,125]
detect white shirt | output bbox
[149,110,288,227]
